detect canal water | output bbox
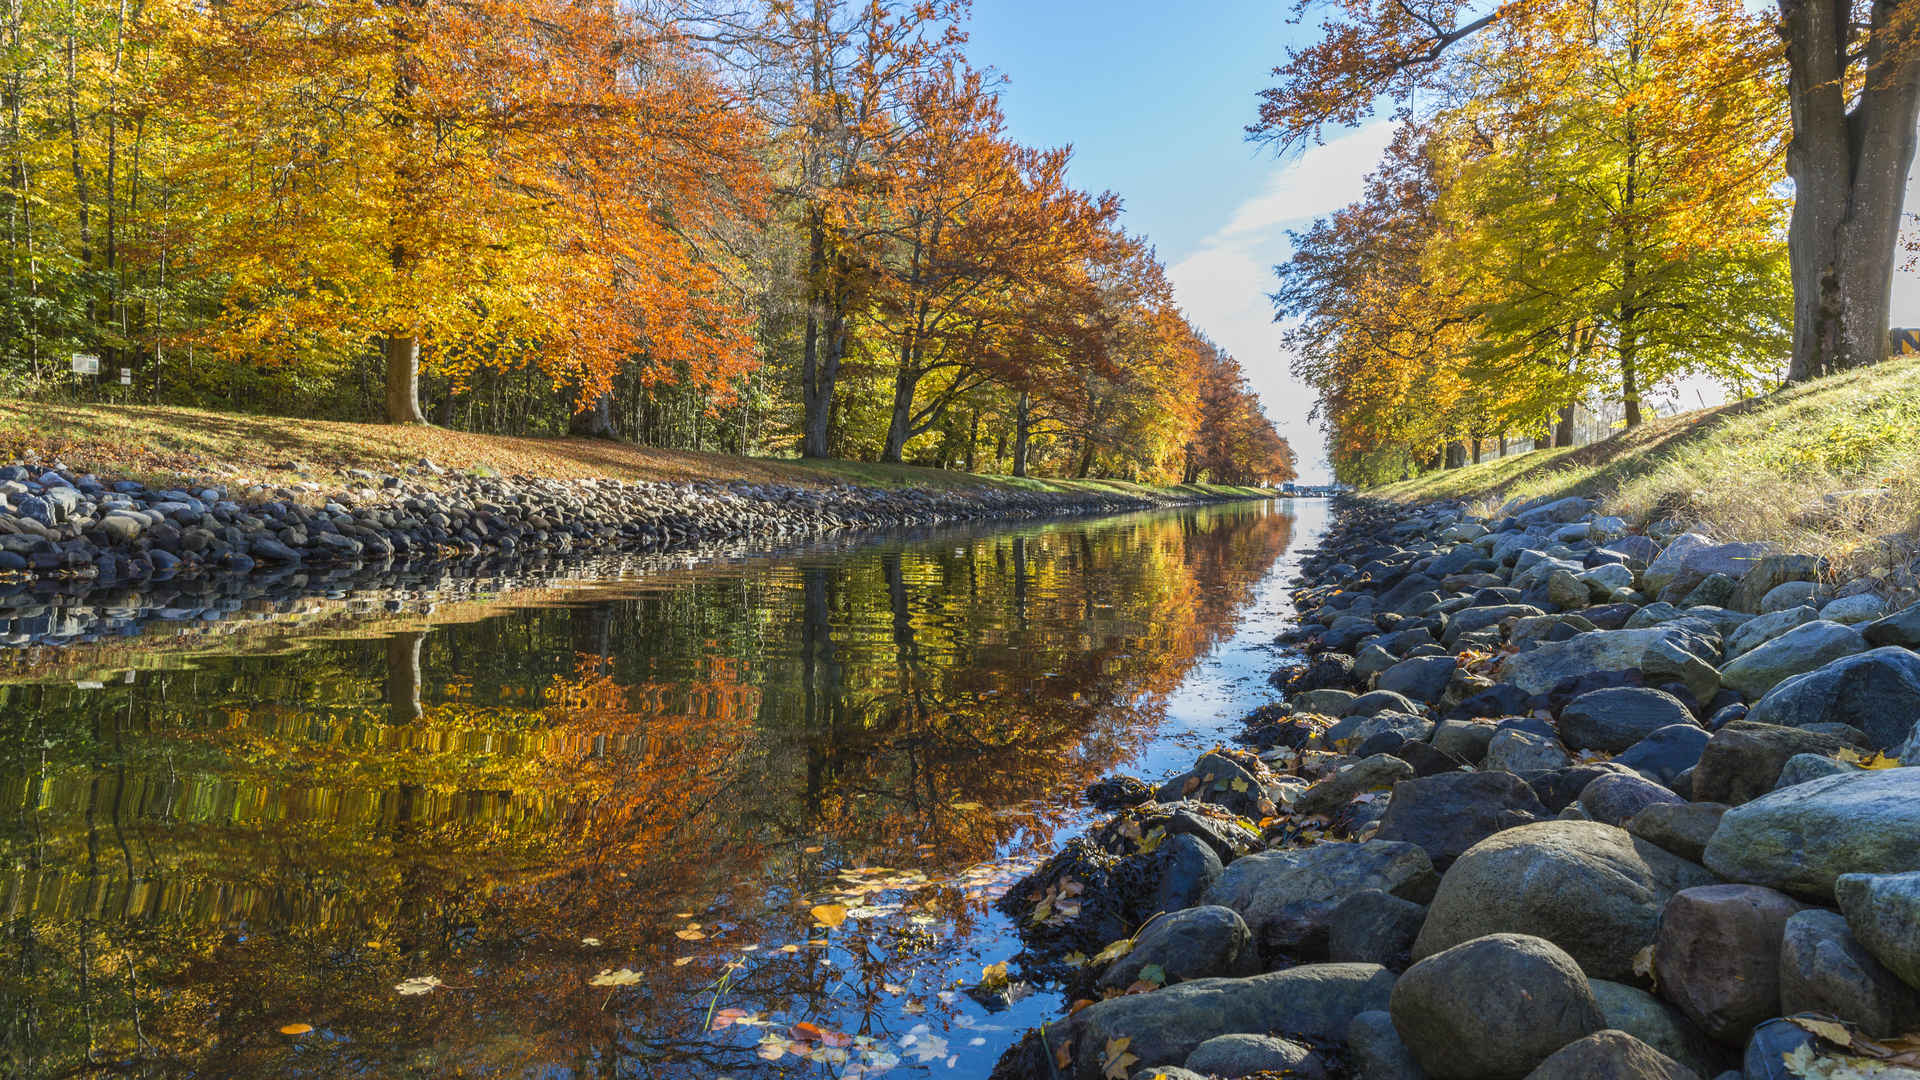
[0,498,1325,1078]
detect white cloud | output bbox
[1169,121,1396,483]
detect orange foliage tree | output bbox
[168,0,766,423]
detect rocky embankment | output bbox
[991,494,1920,1080]
[0,457,1260,586]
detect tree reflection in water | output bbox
[0,504,1295,1078]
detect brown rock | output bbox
[1523,1030,1702,1080]
[1653,884,1808,1042]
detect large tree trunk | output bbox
[1012,391,1033,478]
[385,333,426,423]
[800,221,844,459]
[1780,0,1920,381]
[1554,404,1576,447]
[386,631,424,723]
[570,390,618,439]
[880,363,916,464]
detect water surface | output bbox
[0,499,1324,1078]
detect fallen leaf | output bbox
[279,1023,313,1036]
[1102,1036,1138,1079]
[980,960,1011,992]
[1137,963,1167,987]
[587,968,643,987]
[1791,1017,1857,1049]
[674,929,707,941]
[394,975,443,996]
[810,904,849,929]
[1092,938,1134,965]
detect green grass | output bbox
[1369,354,1920,573]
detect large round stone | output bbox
[1414,820,1718,981]
[1522,1030,1703,1080]
[1374,769,1548,869]
[1200,840,1435,958]
[1390,933,1605,1079]
[1718,620,1866,699]
[1836,870,1920,991]
[1779,908,1920,1037]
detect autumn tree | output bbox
[169,0,763,424]
[1253,0,1914,384]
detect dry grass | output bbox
[0,399,1270,501]
[1369,356,1920,575]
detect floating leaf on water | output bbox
[587,968,643,987]
[672,957,693,966]
[810,903,849,929]
[803,845,824,854]
[580,937,602,947]
[778,944,801,953]
[279,1023,313,1036]
[979,961,1011,992]
[674,929,707,941]
[394,976,443,996]
[791,1021,826,1041]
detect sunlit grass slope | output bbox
[0,399,1270,501]
[1370,355,1920,571]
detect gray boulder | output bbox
[1150,833,1225,913]
[1625,802,1728,864]
[1645,534,1713,594]
[1294,688,1358,716]
[1486,728,1572,774]
[1773,752,1857,790]
[1059,963,1397,1079]
[1499,627,1708,696]
[1703,768,1920,899]
[1590,980,1724,1079]
[1414,820,1718,981]
[1346,1010,1426,1080]
[1097,905,1256,991]
[1522,1030,1702,1080]
[1432,719,1498,761]
[1863,601,1920,648]
[1779,908,1920,1037]
[1377,655,1458,705]
[1746,647,1920,751]
[1717,620,1867,699]
[1728,554,1827,614]
[1559,687,1698,753]
[1724,605,1816,660]
[1836,870,1920,991]
[1444,605,1545,646]
[1184,1034,1328,1078]
[1346,689,1429,717]
[1295,754,1417,815]
[1390,933,1605,1079]
[1323,711,1434,750]
[1201,840,1436,957]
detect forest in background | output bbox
[0,0,1297,487]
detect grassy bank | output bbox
[1368,355,1920,572]
[0,399,1272,502]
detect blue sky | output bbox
[966,0,1920,483]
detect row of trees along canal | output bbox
[0,0,1295,487]
[1263,0,1920,485]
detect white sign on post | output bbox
[70,353,99,375]
[119,367,131,385]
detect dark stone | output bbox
[1184,1034,1328,1079]
[1625,802,1728,864]
[1529,763,1639,813]
[1376,770,1549,869]
[1086,775,1153,810]
[1779,908,1920,1038]
[1378,655,1458,705]
[1559,687,1699,753]
[1863,601,1920,648]
[1327,888,1426,969]
[1745,647,1920,751]
[1149,833,1224,914]
[1614,725,1712,790]
[1449,685,1536,722]
[1097,905,1257,991]
[1579,773,1685,827]
[1691,720,1871,805]
[1346,1010,1426,1080]
[1390,739,1466,777]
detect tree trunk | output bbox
[1554,404,1576,447]
[385,333,426,423]
[800,221,844,459]
[1780,0,1920,381]
[880,363,916,464]
[1012,391,1033,478]
[569,391,618,439]
[386,632,424,723]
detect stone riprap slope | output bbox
[990,494,1920,1080]
[0,459,1262,585]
